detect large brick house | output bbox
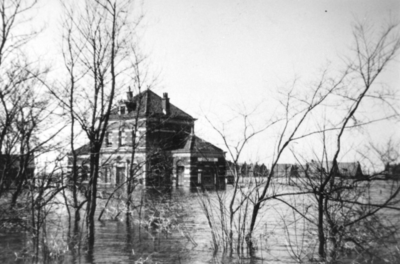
[73,90,226,188]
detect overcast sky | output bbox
[35,0,400,166]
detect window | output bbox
[198,157,218,162]
[118,129,126,146]
[121,129,126,146]
[116,167,125,185]
[198,169,202,184]
[105,131,112,146]
[104,167,108,183]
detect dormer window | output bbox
[119,105,126,115]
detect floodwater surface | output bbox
[0,180,399,264]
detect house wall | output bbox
[105,119,147,149]
[172,154,225,188]
[98,153,146,186]
[105,117,193,156]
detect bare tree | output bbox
[256,21,400,262]
[54,0,143,243]
[196,105,275,255]
[0,4,72,261]
[0,0,40,194]
[279,145,400,262]
[0,0,63,205]
[370,138,400,172]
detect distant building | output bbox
[225,161,268,184]
[71,90,226,188]
[266,160,365,185]
[272,164,296,177]
[334,162,364,178]
[304,160,364,179]
[0,154,35,189]
[272,164,299,184]
[384,163,400,179]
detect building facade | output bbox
[73,90,226,188]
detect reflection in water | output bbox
[1,183,399,263]
[80,186,214,264]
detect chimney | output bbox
[126,87,133,101]
[162,93,170,115]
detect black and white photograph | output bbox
[0,0,399,263]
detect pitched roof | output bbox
[336,162,362,177]
[110,90,195,120]
[73,144,90,155]
[172,133,224,155]
[305,160,363,177]
[0,154,35,168]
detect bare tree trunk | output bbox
[317,194,325,258]
[86,146,101,243]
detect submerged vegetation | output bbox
[1,182,399,263]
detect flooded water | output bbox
[1,180,399,264]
